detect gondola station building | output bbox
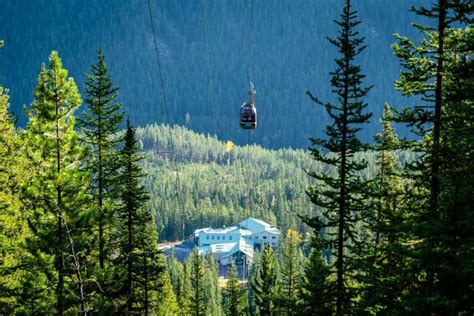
[192,218,280,267]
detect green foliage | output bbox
[79,48,124,271]
[114,119,156,313]
[187,249,207,316]
[222,262,248,316]
[22,51,92,314]
[357,104,410,314]
[299,236,333,315]
[0,2,472,313]
[252,244,277,316]
[391,1,474,313]
[275,229,304,315]
[304,0,373,313]
[203,255,223,316]
[0,86,31,312]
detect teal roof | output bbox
[196,237,254,259]
[238,217,280,235]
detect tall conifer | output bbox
[392,1,473,312]
[188,249,206,316]
[222,261,247,316]
[79,48,124,270]
[299,235,332,315]
[252,244,276,316]
[276,229,303,315]
[0,84,31,312]
[23,51,92,314]
[305,0,372,313]
[115,119,150,313]
[358,104,408,314]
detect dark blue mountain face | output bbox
[1,0,430,149]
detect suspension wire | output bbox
[247,0,255,84]
[146,0,187,240]
[246,0,256,198]
[201,0,218,137]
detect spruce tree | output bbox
[115,118,150,313]
[299,235,332,315]
[305,0,372,313]
[276,229,303,315]
[188,248,206,316]
[23,51,92,314]
[252,244,276,316]
[79,48,124,271]
[181,259,193,315]
[438,25,474,312]
[358,104,408,314]
[203,255,223,316]
[222,261,247,316]
[166,248,184,296]
[392,1,473,312]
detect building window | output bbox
[272,242,276,246]
[212,236,215,240]
[255,236,259,239]
[207,236,209,240]
[272,236,276,239]
[229,236,233,240]
[217,236,220,240]
[222,236,225,240]
[263,236,267,239]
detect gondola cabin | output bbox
[240,103,257,129]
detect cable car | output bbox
[240,103,257,129]
[240,82,257,130]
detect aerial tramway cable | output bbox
[201,0,218,137]
[244,0,256,200]
[146,0,188,240]
[247,0,255,84]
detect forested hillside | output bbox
[137,123,411,241]
[1,0,430,148]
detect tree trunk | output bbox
[55,86,64,316]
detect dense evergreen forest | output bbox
[136,123,413,242]
[2,0,431,149]
[1,0,473,315]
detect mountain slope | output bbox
[1,0,430,149]
[136,124,419,241]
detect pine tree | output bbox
[438,25,474,312]
[115,118,150,313]
[180,259,193,315]
[166,248,184,296]
[392,1,473,313]
[276,229,303,315]
[305,0,372,313]
[203,255,223,316]
[23,51,92,314]
[135,213,167,315]
[246,246,261,315]
[222,261,247,316]
[358,104,409,314]
[188,248,206,316]
[0,84,31,312]
[79,48,124,271]
[299,235,333,315]
[154,268,180,315]
[252,244,276,316]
